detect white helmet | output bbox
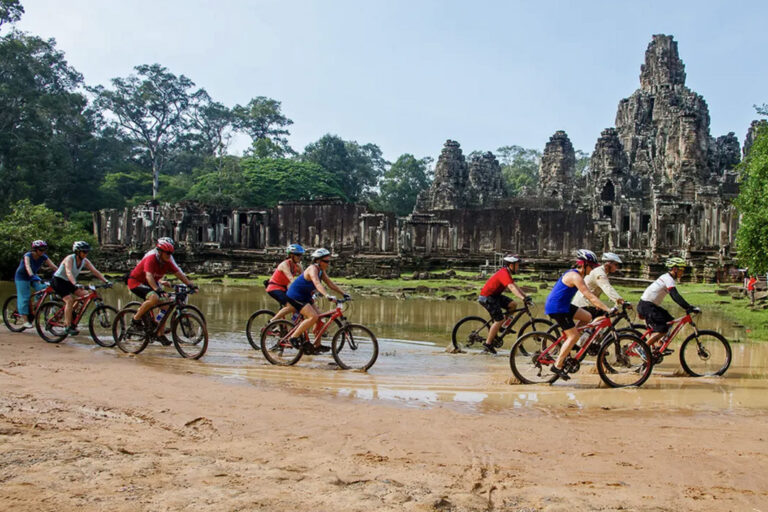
[311,248,331,261]
[502,253,520,264]
[575,249,598,264]
[602,252,622,264]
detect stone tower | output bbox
[415,140,468,210]
[539,130,576,199]
[467,152,505,206]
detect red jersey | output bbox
[266,258,301,292]
[127,249,181,289]
[748,277,757,291]
[480,268,515,297]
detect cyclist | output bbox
[477,253,532,354]
[14,240,59,329]
[51,241,111,336]
[285,248,349,354]
[572,252,626,318]
[637,257,699,354]
[265,244,305,321]
[544,249,613,381]
[127,237,196,344]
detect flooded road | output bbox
[3,281,768,413]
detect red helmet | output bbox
[156,237,175,254]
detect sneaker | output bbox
[302,341,315,355]
[481,343,497,355]
[288,337,303,349]
[315,344,331,353]
[551,366,571,381]
[155,335,172,346]
[65,326,79,336]
[22,321,34,329]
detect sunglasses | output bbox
[319,259,331,264]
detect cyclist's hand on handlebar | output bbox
[523,296,533,306]
[155,287,167,298]
[607,306,619,316]
[342,293,351,300]
[326,295,338,302]
[104,280,113,288]
[687,306,701,314]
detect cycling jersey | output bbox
[545,269,579,315]
[640,273,676,306]
[127,249,180,289]
[572,265,622,307]
[54,254,87,282]
[266,258,301,292]
[480,268,514,297]
[14,252,49,281]
[287,267,324,304]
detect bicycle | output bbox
[246,307,343,352]
[509,310,653,388]
[260,297,378,370]
[544,303,645,339]
[112,284,208,359]
[451,302,552,352]
[3,280,59,332]
[637,310,731,377]
[34,283,117,347]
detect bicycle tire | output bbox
[260,319,303,366]
[171,312,209,359]
[34,301,67,343]
[515,317,554,354]
[332,323,379,371]
[679,330,731,377]
[616,327,644,338]
[245,309,276,351]
[509,331,559,384]
[179,304,205,323]
[451,316,491,351]
[89,304,118,347]
[113,308,150,354]
[2,295,25,332]
[596,333,653,388]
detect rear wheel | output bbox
[515,317,554,354]
[34,302,68,343]
[89,305,118,347]
[245,309,275,351]
[172,312,208,359]
[509,331,559,384]
[596,333,653,388]
[113,308,150,354]
[679,331,731,377]
[451,316,491,351]
[332,324,379,370]
[2,295,25,332]
[260,319,302,366]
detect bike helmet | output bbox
[287,243,305,256]
[72,241,91,252]
[156,237,175,253]
[311,248,331,261]
[575,249,598,265]
[665,257,687,269]
[31,240,48,250]
[502,253,520,264]
[602,252,622,264]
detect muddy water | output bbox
[3,281,768,413]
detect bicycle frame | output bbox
[479,304,537,335]
[278,299,349,346]
[29,283,57,314]
[142,285,197,333]
[536,315,614,366]
[638,312,696,351]
[48,285,105,327]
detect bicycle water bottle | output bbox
[501,316,513,330]
[155,309,166,323]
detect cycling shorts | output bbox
[548,304,579,331]
[478,294,513,322]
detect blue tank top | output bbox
[545,269,579,315]
[15,251,49,281]
[287,267,324,303]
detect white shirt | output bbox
[572,265,623,307]
[640,273,677,306]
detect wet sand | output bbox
[2,331,768,511]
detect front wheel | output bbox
[679,330,731,377]
[515,317,554,354]
[34,302,68,343]
[113,308,150,355]
[596,333,653,388]
[172,312,209,359]
[2,295,26,332]
[332,324,379,371]
[89,305,118,347]
[509,331,559,384]
[451,316,491,351]
[260,319,302,366]
[245,309,276,351]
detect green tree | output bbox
[233,96,293,158]
[0,0,23,28]
[186,156,251,207]
[575,149,591,176]
[370,154,433,215]
[0,200,95,278]
[496,145,541,196]
[302,134,386,202]
[241,158,345,207]
[735,123,768,274]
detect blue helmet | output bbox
[287,243,305,256]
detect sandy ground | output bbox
[1,332,767,512]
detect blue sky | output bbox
[16,0,768,161]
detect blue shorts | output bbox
[268,289,289,307]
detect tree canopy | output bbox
[735,122,768,274]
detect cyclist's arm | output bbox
[308,266,330,297]
[506,282,527,301]
[145,272,161,292]
[173,270,194,287]
[568,272,610,312]
[668,287,693,311]
[24,254,34,277]
[594,272,624,305]
[321,272,345,295]
[45,259,59,273]
[84,259,108,283]
[278,260,293,283]
[64,257,77,285]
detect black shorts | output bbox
[637,300,673,333]
[268,289,289,307]
[582,306,604,320]
[548,304,580,331]
[287,296,312,312]
[479,294,513,322]
[52,276,77,298]
[129,284,154,300]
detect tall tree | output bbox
[735,122,768,274]
[233,96,293,158]
[371,154,433,215]
[0,0,23,28]
[496,145,541,196]
[90,64,196,198]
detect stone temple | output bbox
[94,35,759,276]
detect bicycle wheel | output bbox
[515,317,554,355]
[88,305,118,347]
[113,308,150,354]
[679,330,731,377]
[451,316,491,351]
[332,323,379,371]
[509,331,559,384]
[2,295,25,332]
[245,309,275,351]
[260,319,302,366]
[34,301,68,343]
[179,304,206,324]
[171,312,208,359]
[596,333,652,388]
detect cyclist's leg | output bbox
[67,288,88,326]
[132,287,160,322]
[15,279,32,323]
[291,303,319,340]
[481,295,507,347]
[552,306,589,369]
[637,301,671,348]
[268,290,295,321]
